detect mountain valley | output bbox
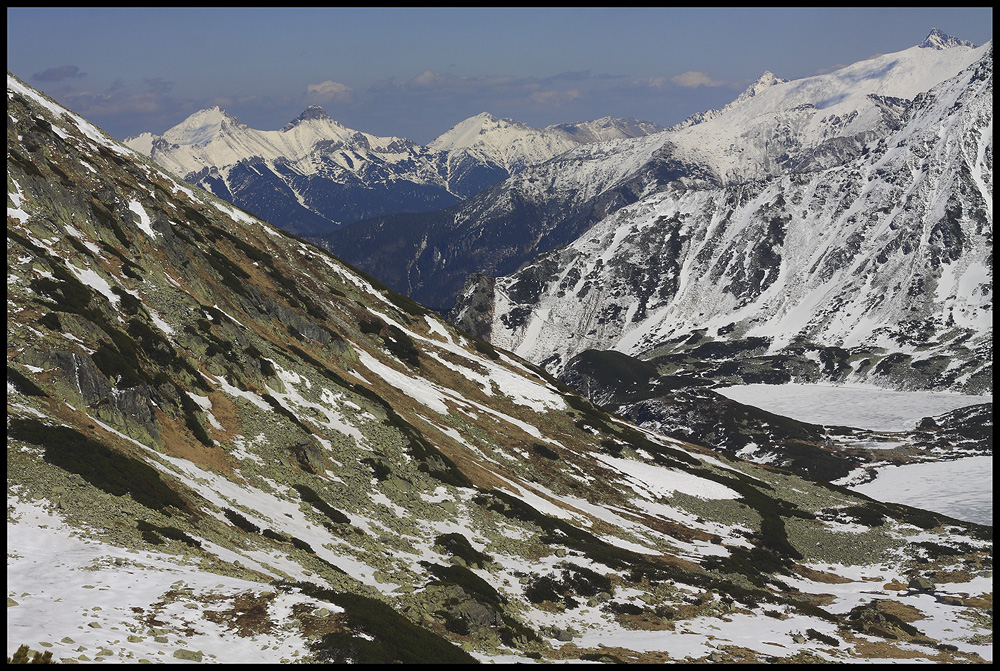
[6,27,993,666]
[8,73,993,664]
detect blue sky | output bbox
[6,7,993,144]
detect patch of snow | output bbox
[594,454,742,501]
[127,199,159,238]
[65,263,119,308]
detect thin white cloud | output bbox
[305,80,354,103]
[670,71,727,88]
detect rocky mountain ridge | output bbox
[429,112,666,174]
[8,72,992,663]
[451,41,993,397]
[125,107,664,237]
[326,31,990,312]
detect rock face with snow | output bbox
[429,112,666,174]
[124,105,488,235]
[452,34,992,395]
[322,130,698,309]
[125,107,663,237]
[8,73,992,663]
[331,32,990,317]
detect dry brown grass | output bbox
[155,409,235,477]
[202,591,277,637]
[873,599,924,623]
[794,564,856,584]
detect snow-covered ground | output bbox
[715,383,991,432]
[716,383,993,526]
[6,498,338,663]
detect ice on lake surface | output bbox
[716,383,993,527]
[851,456,993,527]
[715,382,992,432]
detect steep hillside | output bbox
[7,73,993,664]
[453,42,993,396]
[327,32,989,310]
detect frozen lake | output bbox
[714,382,992,432]
[850,456,992,527]
[715,383,993,526]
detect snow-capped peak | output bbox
[161,106,240,147]
[280,104,342,131]
[733,71,788,103]
[920,27,976,50]
[428,112,529,151]
[425,112,585,173]
[667,71,790,131]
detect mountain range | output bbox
[7,64,992,665]
[441,31,994,472]
[124,108,665,236]
[452,37,993,391]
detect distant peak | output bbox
[469,112,527,128]
[733,71,787,103]
[298,105,333,121]
[161,107,239,146]
[282,105,341,131]
[750,71,785,89]
[920,28,975,50]
[187,106,234,122]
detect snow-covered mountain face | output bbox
[328,33,990,313]
[125,105,488,235]
[8,73,993,664]
[451,36,993,395]
[659,38,990,183]
[546,116,668,143]
[125,107,663,237]
[428,112,666,174]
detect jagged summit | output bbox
[667,70,790,132]
[920,27,976,50]
[471,111,500,122]
[281,104,341,131]
[735,71,788,101]
[299,104,333,119]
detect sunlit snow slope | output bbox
[457,36,992,393]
